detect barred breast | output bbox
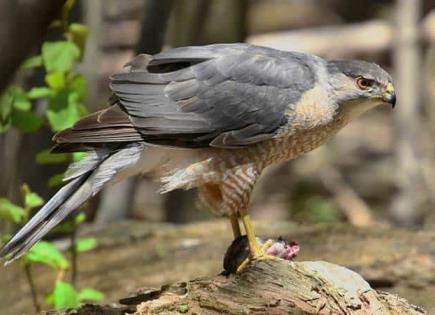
[153,110,348,195]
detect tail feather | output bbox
[0,144,144,264]
[0,176,86,262]
[63,149,111,181]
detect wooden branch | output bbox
[39,259,427,314]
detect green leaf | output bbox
[0,91,12,132]
[21,184,44,209]
[25,241,69,270]
[45,292,54,306]
[0,198,25,224]
[72,152,86,162]
[47,91,80,131]
[36,149,70,165]
[21,55,43,69]
[75,238,97,252]
[61,0,76,23]
[75,213,86,224]
[45,72,66,90]
[70,74,87,101]
[0,119,11,132]
[77,103,88,116]
[53,220,73,234]
[11,109,42,133]
[52,280,79,309]
[42,41,80,72]
[179,304,189,313]
[0,234,12,247]
[28,87,53,99]
[49,20,63,29]
[69,23,89,57]
[25,193,44,209]
[9,87,31,111]
[48,173,65,188]
[77,288,104,302]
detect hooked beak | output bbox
[382,83,396,108]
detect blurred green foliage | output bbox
[291,193,342,223]
[0,0,103,311]
[46,281,104,309]
[0,185,103,310]
[0,31,87,134]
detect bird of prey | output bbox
[0,43,396,267]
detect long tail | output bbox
[0,143,144,264]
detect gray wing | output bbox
[110,44,315,148]
[54,44,316,151]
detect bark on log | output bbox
[39,259,426,314]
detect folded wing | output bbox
[54,43,315,151]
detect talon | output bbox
[235,239,280,273]
[236,252,279,273]
[223,236,300,274]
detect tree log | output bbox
[40,259,426,314]
[2,221,434,314]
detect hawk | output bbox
[1,44,396,266]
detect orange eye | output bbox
[356,77,373,90]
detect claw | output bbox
[236,239,277,272]
[223,236,300,275]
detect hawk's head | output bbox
[327,59,395,118]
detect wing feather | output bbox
[110,44,316,148]
[53,44,318,152]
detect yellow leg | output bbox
[236,238,277,273]
[239,209,262,259]
[230,211,241,239]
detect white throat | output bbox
[340,98,383,120]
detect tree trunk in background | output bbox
[80,0,103,112]
[0,0,66,93]
[391,0,424,226]
[136,0,174,54]
[96,0,174,224]
[422,9,435,228]
[166,0,248,47]
[0,0,64,187]
[0,0,67,202]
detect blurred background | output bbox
[0,0,435,314]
